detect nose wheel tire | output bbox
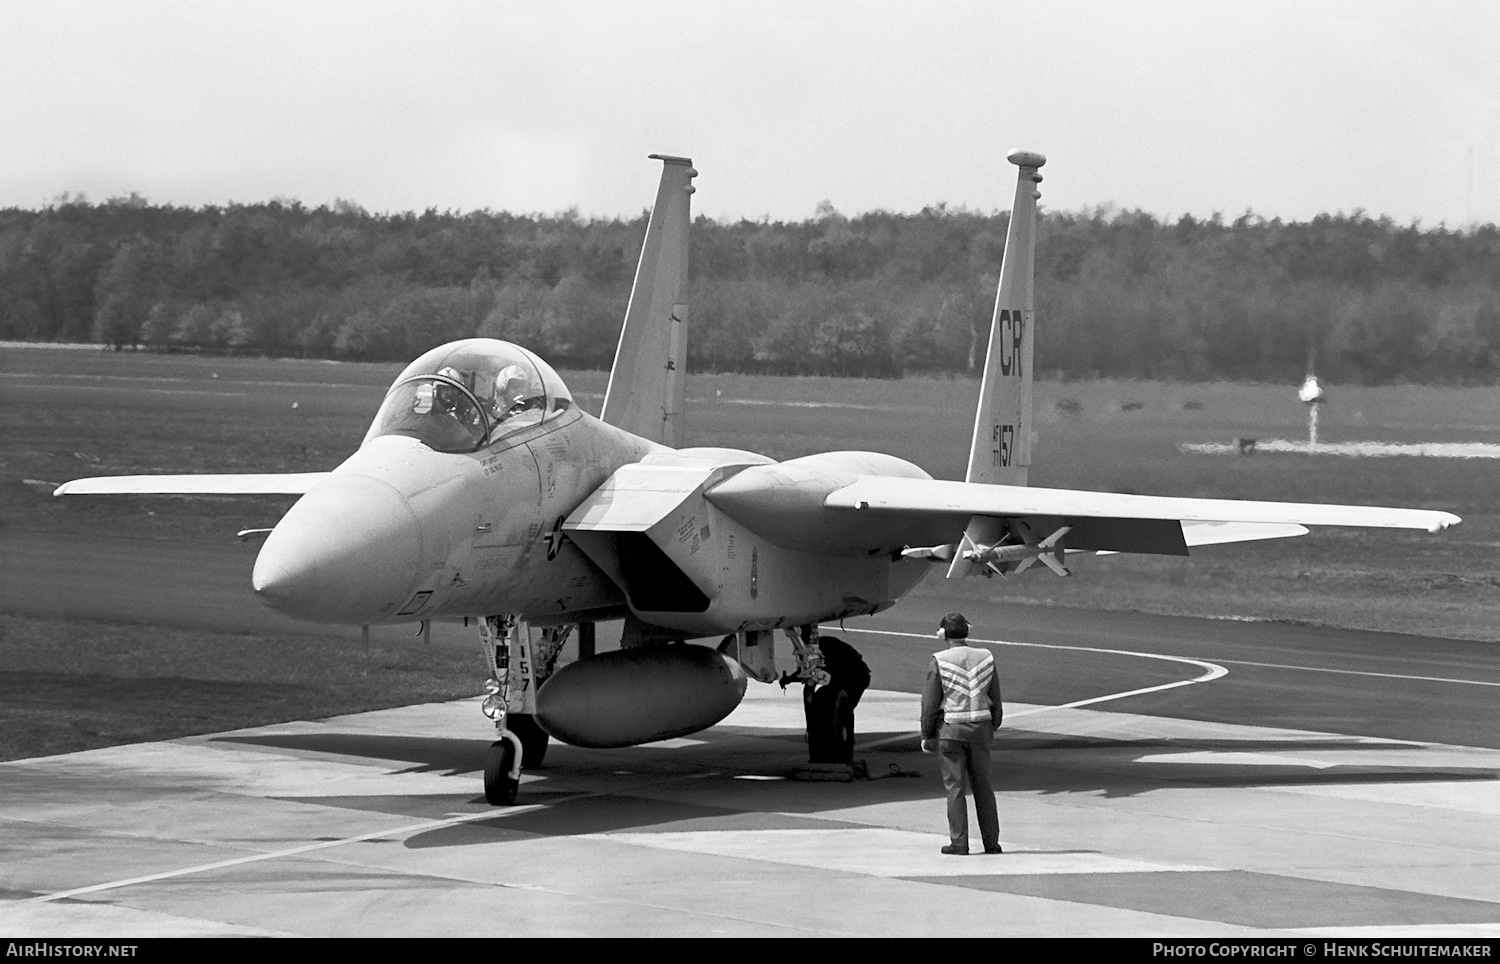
[484,740,520,805]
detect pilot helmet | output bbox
[494,364,530,408]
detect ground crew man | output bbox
[803,635,871,764]
[920,611,1003,855]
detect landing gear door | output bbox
[480,616,538,720]
[511,631,539,714]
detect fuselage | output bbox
[252,406,655,625]
[252,337,934,636]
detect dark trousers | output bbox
[804,682,865,763]
[938,731,999,850]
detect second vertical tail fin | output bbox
[947,149,1045,578]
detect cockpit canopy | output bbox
[365,339,573,453]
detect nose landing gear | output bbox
[477,615,572,805]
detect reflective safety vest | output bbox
[932,646,996,724]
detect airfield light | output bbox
[1299,374,1327,448]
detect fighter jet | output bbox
[57,152,1460,804]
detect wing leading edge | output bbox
[54,473,331,496]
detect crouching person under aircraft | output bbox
[803,635,871,765]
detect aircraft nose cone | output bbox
[253,475,423,624]
[252,563,295,602]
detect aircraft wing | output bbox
[1179,520,1308,547]
[825,476,1460,563]
[828,479,1458,530]
[53,473,331,496]
[827,477,1460,535]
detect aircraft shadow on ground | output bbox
[407,788,931,849]
[213,728,939,784]
[214,727,946,848]
[213,732,493,775]
[212,727,1496,832]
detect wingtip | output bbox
[1429,513,1463,533]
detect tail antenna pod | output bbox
[948,149,1046,580]
[602,154,697,447]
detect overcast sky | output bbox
[3,0,1497,226]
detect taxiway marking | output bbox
[26,794,595,904]
[1215,656,1500,688]
[848,627,1498,698]
[844,628,1227,722]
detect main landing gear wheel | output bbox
[484,740,519,806]
[508,713,550,768]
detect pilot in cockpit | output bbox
[492,364,542,424]
[367,342,568,454]
[434,367,463,412]
[435,367,483,431]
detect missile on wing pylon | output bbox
[901,544,957,562]
[961,537,1071,577]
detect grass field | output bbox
[2,346,1496,759]
[0,612,477,760]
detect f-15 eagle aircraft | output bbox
[57,151,1460,805]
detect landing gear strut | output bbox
[508,712,550,768]
[477,615,575,805]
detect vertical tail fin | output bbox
[947,149,1045,579]
[601,154,696,446]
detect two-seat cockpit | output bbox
[366,338,574,454]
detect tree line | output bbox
[2,192,1497,384]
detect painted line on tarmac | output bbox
[1215,656,1500,688]
[997,640,1226,718]
[844,627,1227,722]
[27,792,598,904]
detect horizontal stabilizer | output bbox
[54,474,331,497]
